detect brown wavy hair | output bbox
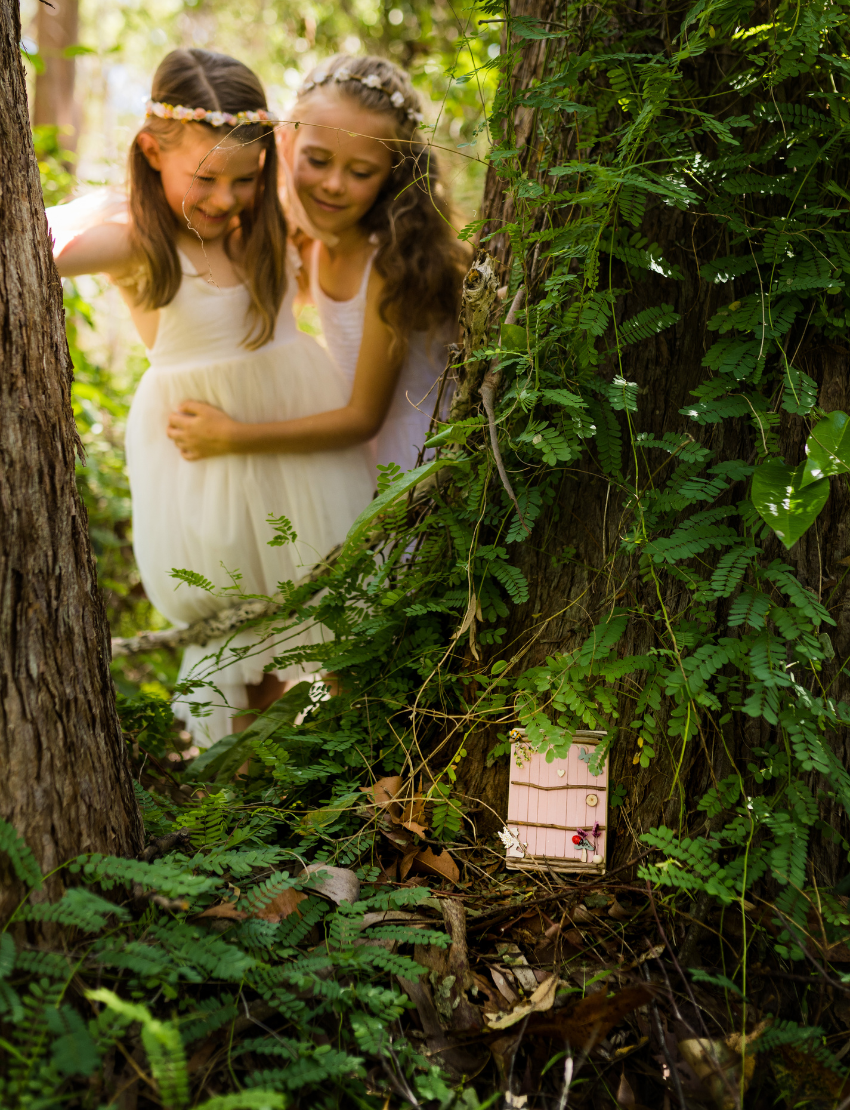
[128,48,287,349]
[294,54,467,339]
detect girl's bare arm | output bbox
[53,221,138,281]
[167,269,404,459]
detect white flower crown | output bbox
[145,99,274,128]
[298,69,424,124]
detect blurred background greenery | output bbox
[23,0,496,701]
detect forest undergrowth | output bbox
[6,0,850,1106]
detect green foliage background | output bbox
[9,0,850,1104]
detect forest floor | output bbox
[117,727,850,1110]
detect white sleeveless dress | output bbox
[309,242,453,474]
[124,248,374,746]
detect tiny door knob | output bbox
[592,854,603,864]
[586,794,599,807]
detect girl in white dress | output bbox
[51,49,389,746]
[280,54,468,475]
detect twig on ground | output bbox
[643,963,690,1109]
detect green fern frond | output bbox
[617,304,679,346]
[0,817,42,891]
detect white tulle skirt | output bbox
[125,334,374,747]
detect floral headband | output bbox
[145,99,274,128]
[298,67,424,124]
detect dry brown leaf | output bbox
[771,1042,850,1108]
[370,775,402,804]
[399,847,419,881]
[402,794,427,827]
[486,973,560,1030]
[196,901,247,921]
[616,1071,636,1108]
[490,967,519,1005]
[403,819,430,837]
[255,887,307,923]
[528,983,657,1049]
[381,826,415,850]
[412,846,460,883]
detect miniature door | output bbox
[504,729,609,874]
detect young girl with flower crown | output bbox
[280,54,468,475]
[49,48,401,746]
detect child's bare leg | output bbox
[233,672,284,733]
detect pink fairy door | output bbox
[504,730,609,874]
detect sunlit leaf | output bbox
[751,460,829,548]
[803,410,850,485]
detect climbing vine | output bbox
[6,0,850,1105]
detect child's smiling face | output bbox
[138,125,263,241]
[287,88,396,239]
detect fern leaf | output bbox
[587,399,623,476]
[576,612,628,666]
[710,546,759,597]
[46,1005,100,1077]
[22,887,128,932]
[617,304,679,346]
[0,817,42,890]
[782,364,818,415]
[87,989,189,1109]
[170,568,216,592]
[490,559,530,604]
[729,588,772,629]
[195,1093,286,1110]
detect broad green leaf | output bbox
[500,322,528,351]
[751,460,829,548]
[802,410,850,485]
[423,416,485,449]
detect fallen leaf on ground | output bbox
[528,983,657,1049]
[399,847,419,880]
[362,775,402,807]
[360,776,403,821]
[486,973,560,1030]
[196,901,247,921]
[496,943,539,993]
[490,967,519,1005]
[678,1019,772,1109]
[301,863,359,906]
[616,1071,636,1108]
[771,1043,850,1109]
[413,846,460,883]
[255,887,306,923]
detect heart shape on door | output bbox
[557,769,566,778]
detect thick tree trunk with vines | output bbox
[0,0,142,918]
[457,0,850,880]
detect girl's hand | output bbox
[166,400,241,460]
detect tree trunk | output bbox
[33,0,80,150]
[0,0,142,918]
[458,0,850,880]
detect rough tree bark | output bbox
[456,0,850,879]
[33,0,80,150]
[0,0,142,918]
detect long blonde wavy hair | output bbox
[294,54,467,339]
[128,48,287,349]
